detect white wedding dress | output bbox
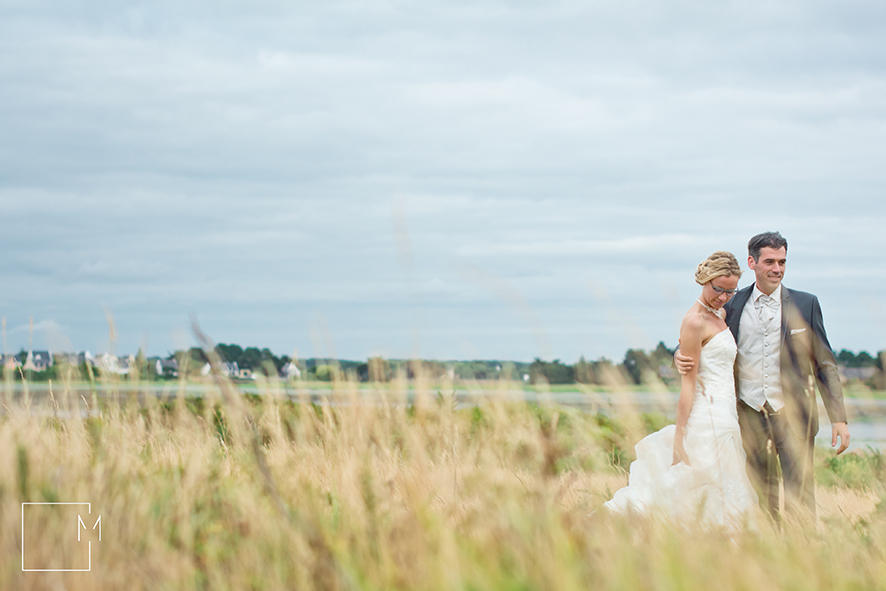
[604,329,757,527]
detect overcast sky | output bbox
[1,0,884,362]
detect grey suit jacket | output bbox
[723,284,847,438]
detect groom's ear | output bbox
[747,255,756,270]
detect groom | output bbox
[677,231,850,520]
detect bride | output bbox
[604,251,757,526]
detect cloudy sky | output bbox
[1,0,884,362]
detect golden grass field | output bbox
[2,366,886,591]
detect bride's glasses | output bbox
[711,285,738,297]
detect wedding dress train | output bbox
[604,329,757,526]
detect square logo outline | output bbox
[21,502,92,572]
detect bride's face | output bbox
[704,274,740,308]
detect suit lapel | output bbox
[727,284,754,339]
[780,286,792,342]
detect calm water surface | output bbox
[5,383,885,451]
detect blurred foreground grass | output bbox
[2,374,886,591]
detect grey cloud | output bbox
[1,1,885,360]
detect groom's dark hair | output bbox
[748,231,788,262]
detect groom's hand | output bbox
[674,350,695,375]
[832,422,850,454]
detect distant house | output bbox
[155,358,179,377]
[97,353,131,375]
[118,355,135,372]
[33,351,53,371]
[54,353,79,366]
[659,365,677,380]
[18,350,53,372]
[281,361,302,379]
[200,362,239,377]
[237,368,254,379]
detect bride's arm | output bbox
[673,315,703,466]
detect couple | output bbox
[604,232,850,526]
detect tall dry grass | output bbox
[2,363,886,590]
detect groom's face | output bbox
[748,246,786,295]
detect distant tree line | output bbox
[836,349,881,368]
[527,342,678,386]
[8,343,886,388]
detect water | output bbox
[817,419,886,452]
[4,383,886,451]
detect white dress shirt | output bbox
[736,284,785,412]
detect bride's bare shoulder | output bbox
[680,309,706,334]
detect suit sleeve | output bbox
[810,296,848,424]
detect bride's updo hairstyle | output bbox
[695,251,742,286]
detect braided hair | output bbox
[695,251,742,285]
